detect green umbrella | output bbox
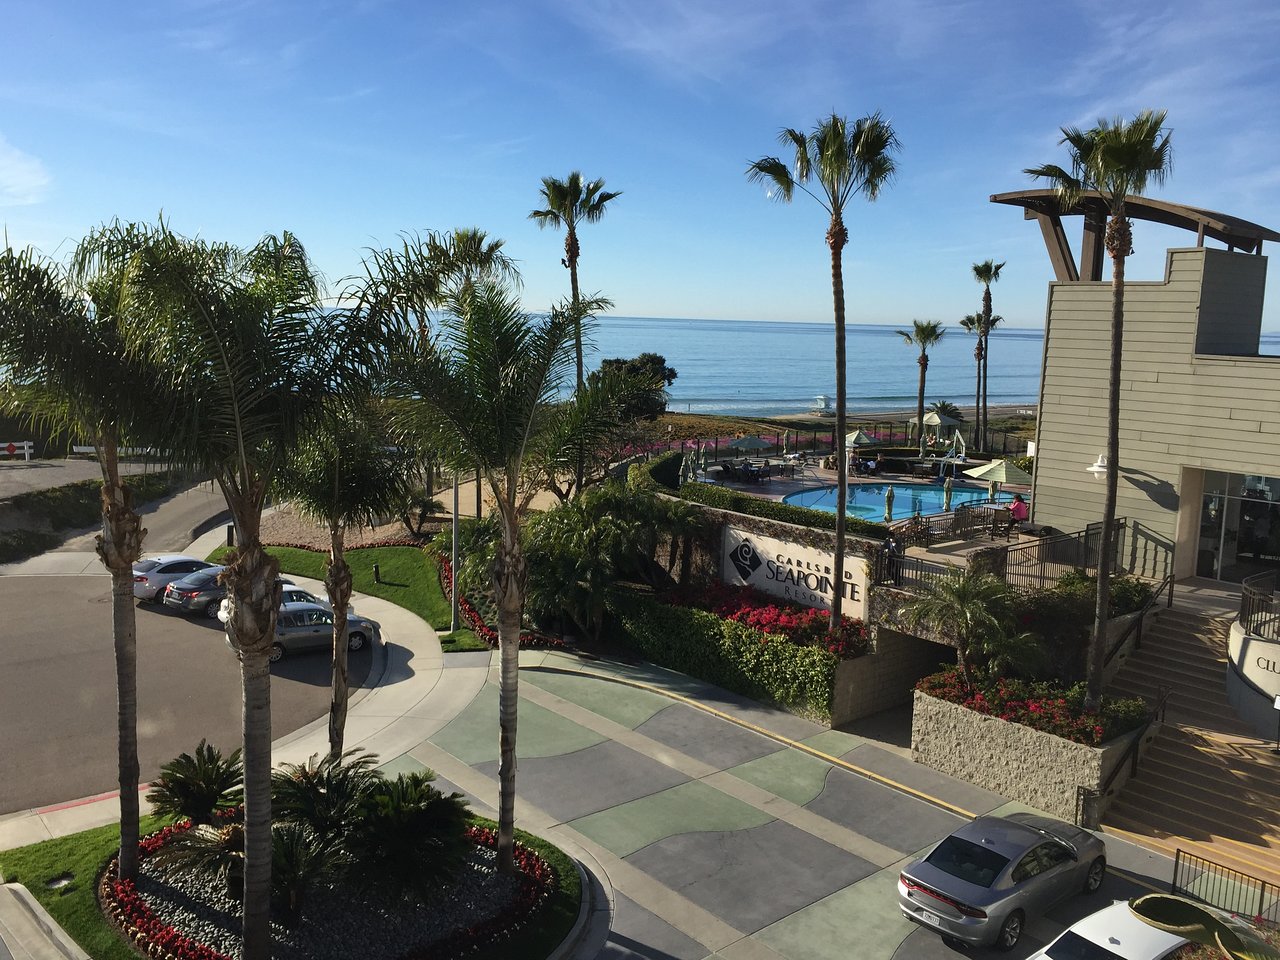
[728,435,772,452]
[962,458,1033,486]
[844,429,879,448]
[884,485,895,523]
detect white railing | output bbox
[0,441,34,461]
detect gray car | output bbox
[897,813,1106,951]
[162,566,229,618]
[223,602,378,663]
[132,555,216,602]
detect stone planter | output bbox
[830,629,952,726]
[911,691,1153,822]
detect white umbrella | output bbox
[885,485,895,523]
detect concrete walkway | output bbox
[0,524,1183,960]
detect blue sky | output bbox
[3,0,1279,329]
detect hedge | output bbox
[606,587,836,722]
[627,451,890,541]
[6,470,185,530]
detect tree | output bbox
[960,312,983,443]
[0,222,166,882]
[274,403,416,758]
[381,278,633,873]
[928,400,964,423]
[896,319,946,455]
[596,352,677,421]
[528,172,622,390]
[1026,109,1173,710]
[124,226,367,959]
[901,568,1012,688]
[747,113,899,622]
[971,260,1005,443]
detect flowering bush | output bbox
[437,555,567,651]
[669,581,870,660]
[916,667,1151,746]
[264,535,429,551]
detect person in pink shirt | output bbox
[1009,493,1030,527]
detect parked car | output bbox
[216,584,347,624]
[1026,900,1187,959]
[226,601,378,663]
[898,812,1106,951]
[132,555,216,603]
[162,565,229,618]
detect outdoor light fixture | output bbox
[1086,454,1108,479]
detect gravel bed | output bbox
[259,506,424,552]
[136,845,523,960]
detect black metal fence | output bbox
[1000,520,1123,592]
[1171,849,1280,924]
[1240,570,1280,643]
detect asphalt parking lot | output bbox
[0,577,371,814]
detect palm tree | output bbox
[897,320,945,456]
[124,226,368,959]
[528,172,622,390]
[901,568,1012,688]
[380,277,633,873]
[0,222,165,882]
[959,312,983,443]
[274,404,416,758]
[747,113,899,622]
[971,260,1005,443]
[1026,109,1173,710]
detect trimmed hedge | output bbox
[607,587,836,722]
[627,450,683,492]
[676,481,890,541]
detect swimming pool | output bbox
[782,482,1015,518]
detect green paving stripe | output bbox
[728,748,834,807]
[522,667,671,729]
[754,863,915,960]
[801,729,865,758]
[569,780,774,858]
[429,683,606,764]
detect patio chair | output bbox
[990,507,1016,540]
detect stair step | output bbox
[1133,762,1280,810]
[1129,637,1227,659]
[1103,806,1280,884]
[1100,819,1280,889]
[1113,782,1280,845]
[1113,659,1229,689]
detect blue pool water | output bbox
[783,482,1015,519]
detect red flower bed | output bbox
[100,819,559,960]
[668,580,870,659]
[916,667,1149,746]
[264,536,429,552]
[437,555,567,651]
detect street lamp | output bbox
[1086,454,1108,479]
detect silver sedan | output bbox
[898,812,1107,951]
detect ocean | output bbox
[583,317,1046,417]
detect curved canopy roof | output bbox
[990,189,1280,281]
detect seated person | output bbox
[863,458,876,475]
[1009,493,1030,529]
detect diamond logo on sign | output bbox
[728,540,762,581]
[4,443,14,455]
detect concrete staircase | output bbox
[1103,609,1280,886]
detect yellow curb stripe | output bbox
[522,664,979,821]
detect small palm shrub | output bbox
[271,749,383,840]
[271,823,349,927]
[145,739,243,825]
[150,819,244,896]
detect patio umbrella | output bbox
[962,458,1033,486]
[884,485,895,523]
[943,476,953,512]
[782,431,790,455]
[844,429,879,448]
[700,442,710,473]
[728,435,772,452]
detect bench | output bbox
[0,441,33,461]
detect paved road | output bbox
[0,459,171,499]
[54,482,230,554]
[0,577,372,814]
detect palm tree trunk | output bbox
[828,216,849,623]
[916,353,928,457]
[326,520,353,760]
[492,528,526,874]
[1087,227,1128,712]
[94,440,144,882]
[240,648,273,959]
[981,286,993,444]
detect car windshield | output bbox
[1044,931,1125,960]
[134,560,160,572]
[186,571,221,587]
[924,836,1010,888]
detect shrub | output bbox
[1055,570,1155,617]
[8,470,183,530]
[0,529,61,563]
[607,587,837,721]
[677,481,890,541]
[145,740,243,826]
[1011,454,1034,474]
[916,666,1151,745]
[627,449,684,492]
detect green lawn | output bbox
[207,544,453,631]
[0,814,578,960]
[0,817,167,960]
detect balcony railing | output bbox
[1239,570,1280,643]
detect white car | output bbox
[1027,901,1187,960]
[132,555,216,602]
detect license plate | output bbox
[921,910,940,928]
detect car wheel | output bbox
[205,599,221,619]
[995,910,1023,952]
[347,631,367,652]
[269,643,285,664]
[1084,856,1106,894]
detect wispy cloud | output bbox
[0,135,51,206]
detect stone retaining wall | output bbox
[831,629,952,725]
[911,691,1144,822]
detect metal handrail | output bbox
[1104,574,1175,667]
[1239,570,1280,642]
[1077,684,1169,827]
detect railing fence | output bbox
[1240,570,1280,643]
[1171,849,1280,924]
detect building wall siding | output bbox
[1034,247,1276,575]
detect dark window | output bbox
[134,560,160,573]
[1011,850,1044,883]
[924,836,1010,888]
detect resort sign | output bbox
[721,526,867,618]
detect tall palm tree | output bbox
[380,278,634,874]
[0,223,165,882]
[959,312,983,442]
[274,402,416,758]
[747,113,899,622]
[125,226,368,959]
[1026,109,1173,710]
[896,320,945,456]
[529,172,622,390]
[971,260,1005,443]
